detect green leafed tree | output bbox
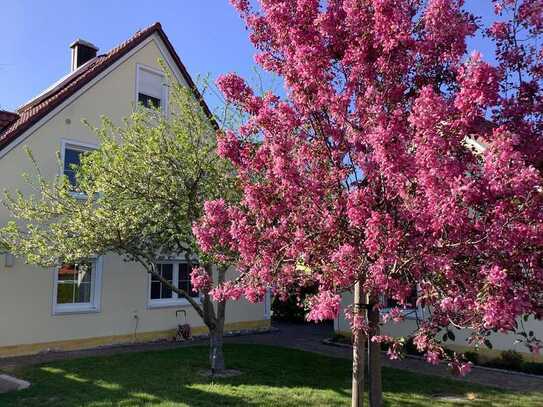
[0,76,239,372]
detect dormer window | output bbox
[136,65,167,112]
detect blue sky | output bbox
[1,1,496,113]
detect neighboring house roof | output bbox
[0,22,216,152]
[0,110,19,132]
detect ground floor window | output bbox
[53,257,102,314]
[381,286,418,309]
[380,285,422,320]
[149,262,199,308]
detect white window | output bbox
[61,139,97,190]
[380,285,424,320]
[53,257,102,314]
[148,262,199,308]
[136,64,168,112]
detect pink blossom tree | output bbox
[194,1,543,405]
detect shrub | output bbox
[404,337,424,356]
[271,284,318,322]
[499,350,524,370]
[486,350,524,371]
[330,333,352,345]
[463,351,480,365]
[522,362,543,375]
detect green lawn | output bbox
[0,344,541,406]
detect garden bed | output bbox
[326,334,543,376]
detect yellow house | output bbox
[0,23,270,358]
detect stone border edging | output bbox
[321,338,543,380]
[0,374,30,393]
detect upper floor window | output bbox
[62,140,97,189]
[149,262,199,308]
[53,257,103,314]
[136,65,167,111]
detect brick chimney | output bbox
[69,39,98,71]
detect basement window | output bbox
[53,257,102,314]
[136,65,167,112]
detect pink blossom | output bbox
[450,361,473,377]
[426,350,441,365]
[454,52,500,119]
[216,73,253,105]
[244,285,267,303]
[306,291,341,322]
[195,0,543,379]
[528,340,543,356]
[387,339,405,360]
[210,282,243,302]
[345,306,370,336]
[190,267,213,293]
[485,265,509,287]
[371,335,394,344]
[382,307,405,324]
[217,131,242,165]
[488,21,509,40]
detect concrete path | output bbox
[1,321,542,393]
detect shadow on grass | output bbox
[0,344,540,407]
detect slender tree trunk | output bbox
[209,324,225,373]
[352,281,367,407]
[201,265,228,374]
[367,296,382,407]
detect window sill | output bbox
[53,305,100,316]
[68,191,88,200]
[147,298,201,309]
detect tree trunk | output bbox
[209,325,225,373]
[367,297,382,407]
[352,281,367,407]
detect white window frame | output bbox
[147,261,200,309]
[52,256,103,315]
[60,139,98,199]
[135,64,169,115]
[379,285,425,321]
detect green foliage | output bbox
[404,337,424,357]
[522,362,543,375]
[271,284,317,323]
[1,76,237,271]
[486,350,524,371]
[463,351,480,365]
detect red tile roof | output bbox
[0,22,215,151]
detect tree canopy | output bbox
[195,0,543,383]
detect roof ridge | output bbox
[0,22,214,151]
[17,22,162,114]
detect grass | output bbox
[0,344,541,406]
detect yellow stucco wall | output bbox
[0,34,268,355]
